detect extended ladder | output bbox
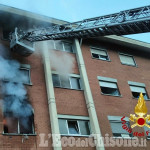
[10,5,150,56]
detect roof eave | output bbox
[0,4,68,25]
[93,35,150,53]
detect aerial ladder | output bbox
[10,5,150,56]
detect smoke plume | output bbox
[0,45,32,129]
[36,40,75,75]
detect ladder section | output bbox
[24,5,150,42]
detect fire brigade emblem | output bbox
[130,93,150,128]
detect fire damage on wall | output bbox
[0,47,35,135]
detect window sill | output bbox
[24,82,33,86]
[61,134,90,137]
[54,86,83,91]
[2,133,37,136]
[112,136,137,140]
[132,97,150,101]
[92,57,111,62]
[52,49,75,54]
[121,63,138,68]
[146,137,150,140]
[101,93,122,98]
[3,80,33,86]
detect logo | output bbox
[130,93,150,128]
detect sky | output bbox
[0,0,150,43]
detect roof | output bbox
[94,35,150,53]
[0,4,68,25]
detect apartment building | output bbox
[0,4,150,150]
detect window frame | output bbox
[3,111,35,136]
[52,72,82,90]
[67,120,81,135]
[20,67,32,85]
[119,53,137,67]
[128,81,149,100]
[98,76,121,97]
[144,121,150,139]
[63,41,74,53]
[52,74,61,87]
[69,76,81,90]
[108,116,134,139]
[2,64,32,85]
[90,46,110,61]
[58,115,90,137]
[54,40,74,53]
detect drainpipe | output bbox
[42,41,62,150]
[74,39,105,150]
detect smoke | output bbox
[36,40,75,75]
[0,45,32,129]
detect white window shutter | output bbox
[91,49,107,56]
[130,86,146,93]
[99,81,117,88]
[119,54,135,65]
[110,122,129,134]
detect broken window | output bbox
[52,73,81,90]
[99,80,120,96]
[3,112,34,135]
[91,47,110,61]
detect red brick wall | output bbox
[1,35,150,150]
[82,39,150,150]
[0,37,53,149]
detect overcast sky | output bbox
[0,0,150,43]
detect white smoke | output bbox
[0,45,33,129]
[36,40,75,75]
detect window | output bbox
[144,122,150,139]
[98,76,120,96]
[91,47,109,61]
[68,121,80,134]
[58,115,90,136]
[128,81,148,100]
[2,27,10,40]
[54,40,73,53]
[119,53,136,66]
[55,40,63,50]
[19,68,31,85]
[108,116,133,138]
[3,112,34,135]
[70,77,81,90]
[52,74,61,87]
[52,73,81,90]
[63,42,73,53]
[3,64,31,85]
